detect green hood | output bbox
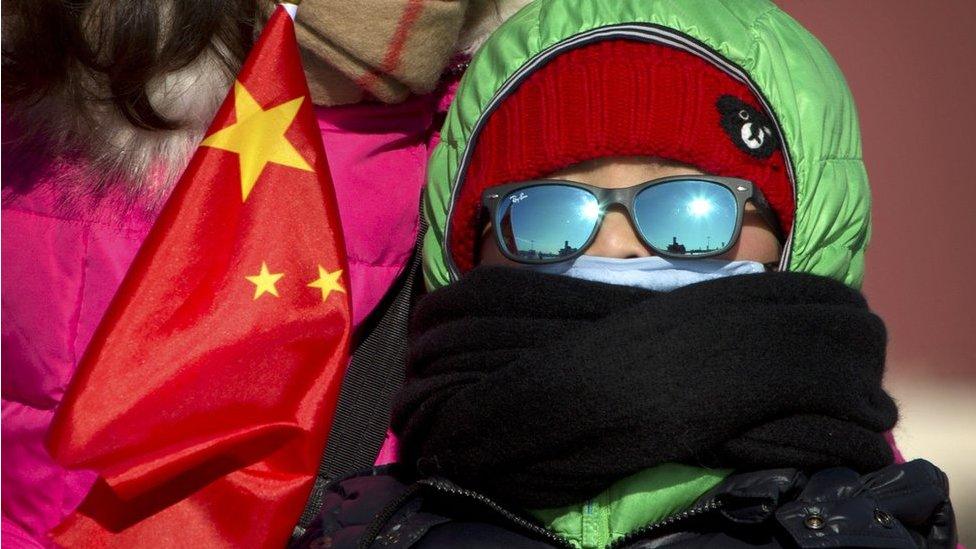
[423,0,870,290]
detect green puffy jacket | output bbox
[422,0,870,291]
[417,1,872,546]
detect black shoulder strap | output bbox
[291,200,428,541]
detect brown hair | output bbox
[2,0,260,131]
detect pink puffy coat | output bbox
[1,79,457,548]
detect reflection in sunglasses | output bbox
[492,179,748,262]
[580,201,601,220]
[687,197,714,217]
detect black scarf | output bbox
[390,266,898,508]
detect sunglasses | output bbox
[481,176,781,265]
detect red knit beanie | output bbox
[450,40,794,273]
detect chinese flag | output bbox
[46,6,351,547]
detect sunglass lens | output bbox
[495,185,600,262]
[633,180,738,256]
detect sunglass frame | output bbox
[481,175,781,265]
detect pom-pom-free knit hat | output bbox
[449,39,794,273]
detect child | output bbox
[296,1,957,547]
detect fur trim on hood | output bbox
[4,48,235,214]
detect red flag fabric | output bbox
[46,7,351,547]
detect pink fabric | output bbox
[886,430,906,464]
[373,76,461,467]
[315,93,437,328]
[2,90,442,547]
[2,182,153,548]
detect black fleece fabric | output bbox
[390,266,898,509]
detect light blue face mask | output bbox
[524,255,767,292]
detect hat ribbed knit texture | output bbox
[450,40,794,273]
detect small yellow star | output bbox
[200,81,313,201]
[245,262,285,299]
[307,265,346,302]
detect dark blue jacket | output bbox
[294,459,956,548]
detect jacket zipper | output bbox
[605,498,724,549]
[415,476,723,549]
[443,23,798,281]
[357,482,424,549]
[416,477,576,549]
[352,471,729,549]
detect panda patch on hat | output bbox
[717,95,778,159]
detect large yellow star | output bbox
[307,265,346,302]
[245,262,285,299]
[201,82,313,201]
